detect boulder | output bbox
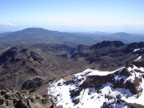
[0,96,4,105]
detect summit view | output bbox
[0,0,144,108]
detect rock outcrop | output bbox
[0,89,55,108]
[48,55,144,108]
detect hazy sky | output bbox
[0,0,144,33]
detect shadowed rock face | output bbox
[90,41,125,49]
[70,41,144,70]
[0,47,44,65]
[21,77,44,92]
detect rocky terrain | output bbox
[0,41,144,94]
[0,45,87,95]
[0,89,54,108]
[0,40,144,108]
[70,41,144,70]
[48,53,144,108]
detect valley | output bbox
[0,28,144,108]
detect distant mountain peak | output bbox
[113,32,131,36]
[91,40,125,49]
[20,27,52,32]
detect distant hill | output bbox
[0,28,98,45]
[110,32,144,42]
[0,32,12,37]
[0,28,144,45]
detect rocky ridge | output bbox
[0,45,86,94]
[48,53,144,108]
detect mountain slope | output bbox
[0,44,89,94]
[0,41,144,95]
[70,41,144,70]
[48,55,144,108]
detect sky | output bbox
[0,0,144,33]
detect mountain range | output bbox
[0,28,144,45]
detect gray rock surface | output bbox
[0,89,55,108]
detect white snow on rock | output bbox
[133,48,140,52]
[48,56,144,108]
[135,56,142,61]
[122,78,144,106]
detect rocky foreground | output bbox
[0,89,56,108]
[48,54,144,108]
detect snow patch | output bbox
[133,48,140,52]
[135,56,142,61]
[48,65,144,108]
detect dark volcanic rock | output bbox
[22,77,44,92]
[91,41,125,49]
[70,40,141,70]
[0,47,44,65]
